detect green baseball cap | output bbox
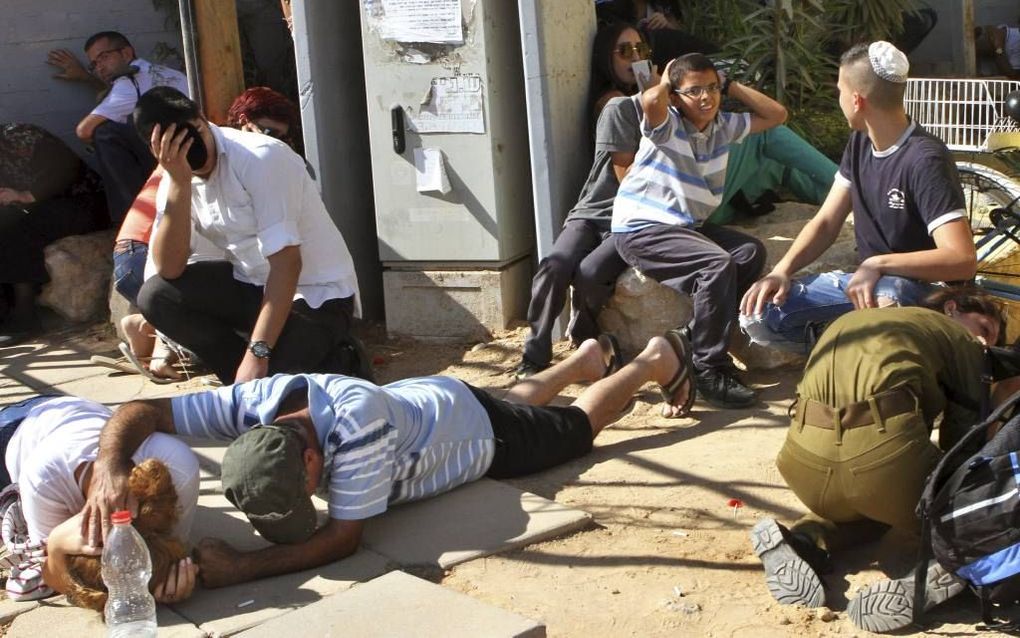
[220,424,317,544]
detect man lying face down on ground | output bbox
[83,331,697,587]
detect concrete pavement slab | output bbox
[236,570,545,638]
[172,491,390,636]
[7,598,204,638]
[361,478,593,568]
[0,598,39,624]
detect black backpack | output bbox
[915,385,1020,631]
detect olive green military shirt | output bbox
[796,307,986,448]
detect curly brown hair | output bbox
[64,459,187,612]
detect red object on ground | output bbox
[372,355,386,366]
[727,498,744,509]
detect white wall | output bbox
[519,0,596,262]
[0,0,182,158]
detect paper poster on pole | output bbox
[368,0,463,45]
[412,75,486,134]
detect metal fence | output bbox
[905,78,1020,152]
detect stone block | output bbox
[361,478,592,569]
[598,268,692,361]
[6,598,203,638]
[598,202,858,367]
[382,257,530,341]
[0,598,39,624]
[236,571,545,638]
[170,490,389,636]
[38,230,116,323]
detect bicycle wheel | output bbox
[956,162,1020,283]
[957,161,1020,233]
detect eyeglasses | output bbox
[87,47,126,72]
[257,125,291,141]
[614,42,652,59]
[674,84,721,99]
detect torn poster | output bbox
[370,0,463,45]
[412,75,485,134]
[414,147,452,194]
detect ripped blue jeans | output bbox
[740,271,935,353]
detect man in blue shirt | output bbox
[81,332,696,587]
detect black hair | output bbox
[133,86,202,143]
[589,21,648,123]
[667,52,718,90]
[84,31,132,52]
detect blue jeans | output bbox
[113,239,148,306]
[741,271,935,352]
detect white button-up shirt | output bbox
[156,125,360,311]
[90,58,189,123]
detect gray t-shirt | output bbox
[565,95,643,229]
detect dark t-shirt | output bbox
[566,95,642,230]
[838,121,965,260]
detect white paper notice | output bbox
[414,147,452,194]
[375,0,463,45]
[412,75,485,134]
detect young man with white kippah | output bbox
[739,42,977,351]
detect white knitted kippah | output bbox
[868,41,909,83]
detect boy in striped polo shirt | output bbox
[83,332,697,587]
[612,53,787,410]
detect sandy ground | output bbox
[1,310,1005,637]
[371,324,1005,638]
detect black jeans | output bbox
[522,219,628,368]
[137,261,355,383]
[92,120,156,224]
[615,223,765,372]
[0,196,107,286]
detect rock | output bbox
[38,230,116,322]
[818,609,837,622]
[598,267,693,361]
[596,203,858,369]
[729,335,806,371]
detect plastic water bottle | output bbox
[102,510,157,637]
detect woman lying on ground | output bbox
[0,395,199,605]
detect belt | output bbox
[796,387,917,430]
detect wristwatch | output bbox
[248,340,272,359]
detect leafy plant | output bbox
[722,0,835,109]
[825,0,921,52]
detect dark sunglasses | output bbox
[615,42,652,59]
[258,126,287,140]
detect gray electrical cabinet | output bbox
[359,0,534,338]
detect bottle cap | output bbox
[111,510,133,525]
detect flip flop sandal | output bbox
[89,353,140,375]
[597,333,623,378]
[117,342,179,385]
[658,328,696,418]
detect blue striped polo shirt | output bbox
[612,108,750,232]
[171,373,495,521]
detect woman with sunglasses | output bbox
[227,86,303,156]
[516,22,649,378]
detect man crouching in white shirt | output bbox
[131,87,363,385]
